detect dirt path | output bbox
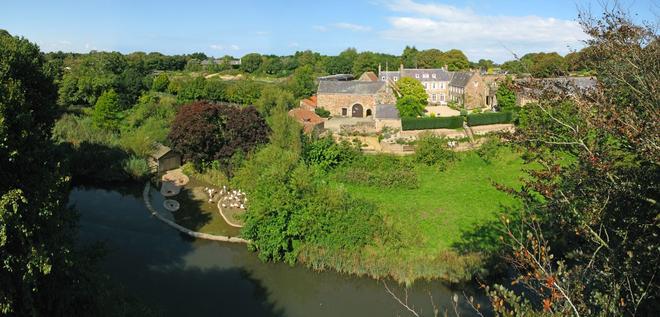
[217,201,244,228]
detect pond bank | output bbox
[142,182,249,244]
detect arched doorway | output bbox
[366,109,372,117]
[352,104,363,117]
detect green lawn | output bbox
[338,148,525,258]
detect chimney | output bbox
[443,64,448,71]
[378,63,382,76]
[400,63,404,72]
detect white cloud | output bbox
[313,25,328,32]
[289,42,300,48]
[210,44,240,51]
[381,0,588,62]
[333,22,372,32]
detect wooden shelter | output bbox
[149,144,181,174]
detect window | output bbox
[432,94,436,101]
[432,73,436,79]
[415,74,419,78]
[432,82,436,89]
[440,94,445,102]
[423,82,428,89]
[341,108,347,116]
[381,76,386,80]
[422,73,429,78]
[394,76,398,81]
[440,82,444,89]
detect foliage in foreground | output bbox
[487,10,659,316]
[0,29,152,316]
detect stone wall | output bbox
[463,72,488,109]
[317,94,377,117]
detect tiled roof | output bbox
[359,71,379,81]
[375,104,400,119]
[402,69,453,81]
[300,95,317,108]
[288,108,324,124]
[449,72,474,87]
[318,81,386,95]
[151,143,174,159]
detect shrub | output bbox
[314,107,331,118]
[466,111,513,126]
[334,155,418,189]
[476,137,502,164]
[414,134,456,170]
[401,116,464,130]
[122,156,151,180]
[181,162,229,187]
[303,136,358,172]
[460,108,468,116]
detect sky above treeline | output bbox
[1,0,657,63]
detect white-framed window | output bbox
[440,94,445,102]
[415,74,419,78]
[432,94,436,101]
[422,73,429,78]
[381,76,386,80]
[423,82,428,89]
[432,73,437,79]
[394,76,398,81]
[440,82,444,89]
[432,82,436,89]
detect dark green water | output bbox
[71,185,487,317]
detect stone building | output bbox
[378,65,489,109]
[448,71,488,109]
[316,81,396,118]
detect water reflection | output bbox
[71,186,486,317]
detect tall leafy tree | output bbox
[289,65,316,98]
[92,89,122,131]
[395,77,428,105]
[241,53,263,73]
[0,29,91,316]
[443,49,470,70]
[401,45,419,68]
[168,101,270,166]
[396,95,425,118]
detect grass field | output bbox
[337,147,526,264]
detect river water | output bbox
[71,185,487,317]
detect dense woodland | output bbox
[1,7,657,317]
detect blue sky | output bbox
[1,0,657,62]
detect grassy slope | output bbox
[340,149,525,259]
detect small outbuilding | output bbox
[149,144,182,174]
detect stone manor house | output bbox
[316,64,495,119]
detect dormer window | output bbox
[422,73,429,79]
[415,74,419,78]
[394,76,398,81]
[432,74,436,79]
[381,76,386,80]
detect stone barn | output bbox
[316,81,396,118]
[149,144,182,174]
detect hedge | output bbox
[466,111,513,126]
[401,116,464,130]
